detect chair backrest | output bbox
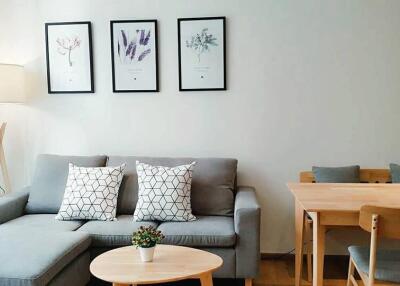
[299,169,391,183]
[359,205,400,239]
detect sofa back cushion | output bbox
[25,154,107,214]
[107,156,237,216]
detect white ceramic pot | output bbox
[139,246,155,262]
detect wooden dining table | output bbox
[287,183,400,286]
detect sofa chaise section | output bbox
[0,229,91,286]
[0,154,108,286]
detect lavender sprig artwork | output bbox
[186,28,217,62]
[118,29,151,64]
[56,36,81,67]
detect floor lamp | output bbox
[0,63,25,194]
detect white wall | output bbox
[1,0,400,254]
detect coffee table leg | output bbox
[199,272,213,286]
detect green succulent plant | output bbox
[132,226,165,248]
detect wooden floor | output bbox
[254,257,348,286]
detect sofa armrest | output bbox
[234,186,261,278]
[0,188,29,224]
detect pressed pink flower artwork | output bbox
[56,36,81,66]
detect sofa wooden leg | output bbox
[245,278,252,286]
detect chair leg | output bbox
[304,219,313,282]
[245,278,252,286]
[306,245,312,282]
[347,257,357,286]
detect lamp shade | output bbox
[0,64,25,103]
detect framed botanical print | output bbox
[178,17,226,91]
[110,20,159,92]
[45,22,94,94]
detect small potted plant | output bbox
[132,225,165,262]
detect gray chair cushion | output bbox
[0,229,91,286]
[77,215,159,247]
[389,163,400,183]
[312,165,360,183]
[107,156,237,216]
[25,154,107,214]
[0,214,84,231]
[349,246,400,283]
[157,216,236,247]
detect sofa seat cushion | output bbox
[0,229,91,286]
[77,215,159,247]
[0,214,85,231]
[157,216,236,247]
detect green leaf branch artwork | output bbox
[186,28,218,62]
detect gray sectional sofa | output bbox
[0,154,260,286]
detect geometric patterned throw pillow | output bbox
[133,161,196,222]
[55,163,125,221]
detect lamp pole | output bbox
[0,122,11,193]
[0,63,25,194]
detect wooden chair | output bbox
[347,205,400,286]
[299,169,392,282]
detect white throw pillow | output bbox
[56,163,125,221]
[133,161,196,222]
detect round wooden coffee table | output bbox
[90,244,223,286]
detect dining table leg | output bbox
[295,199,305,286]
[309,212,325,286]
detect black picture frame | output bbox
[45,21,94,94]
[178,16,226,91]
[110,19,159,93]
